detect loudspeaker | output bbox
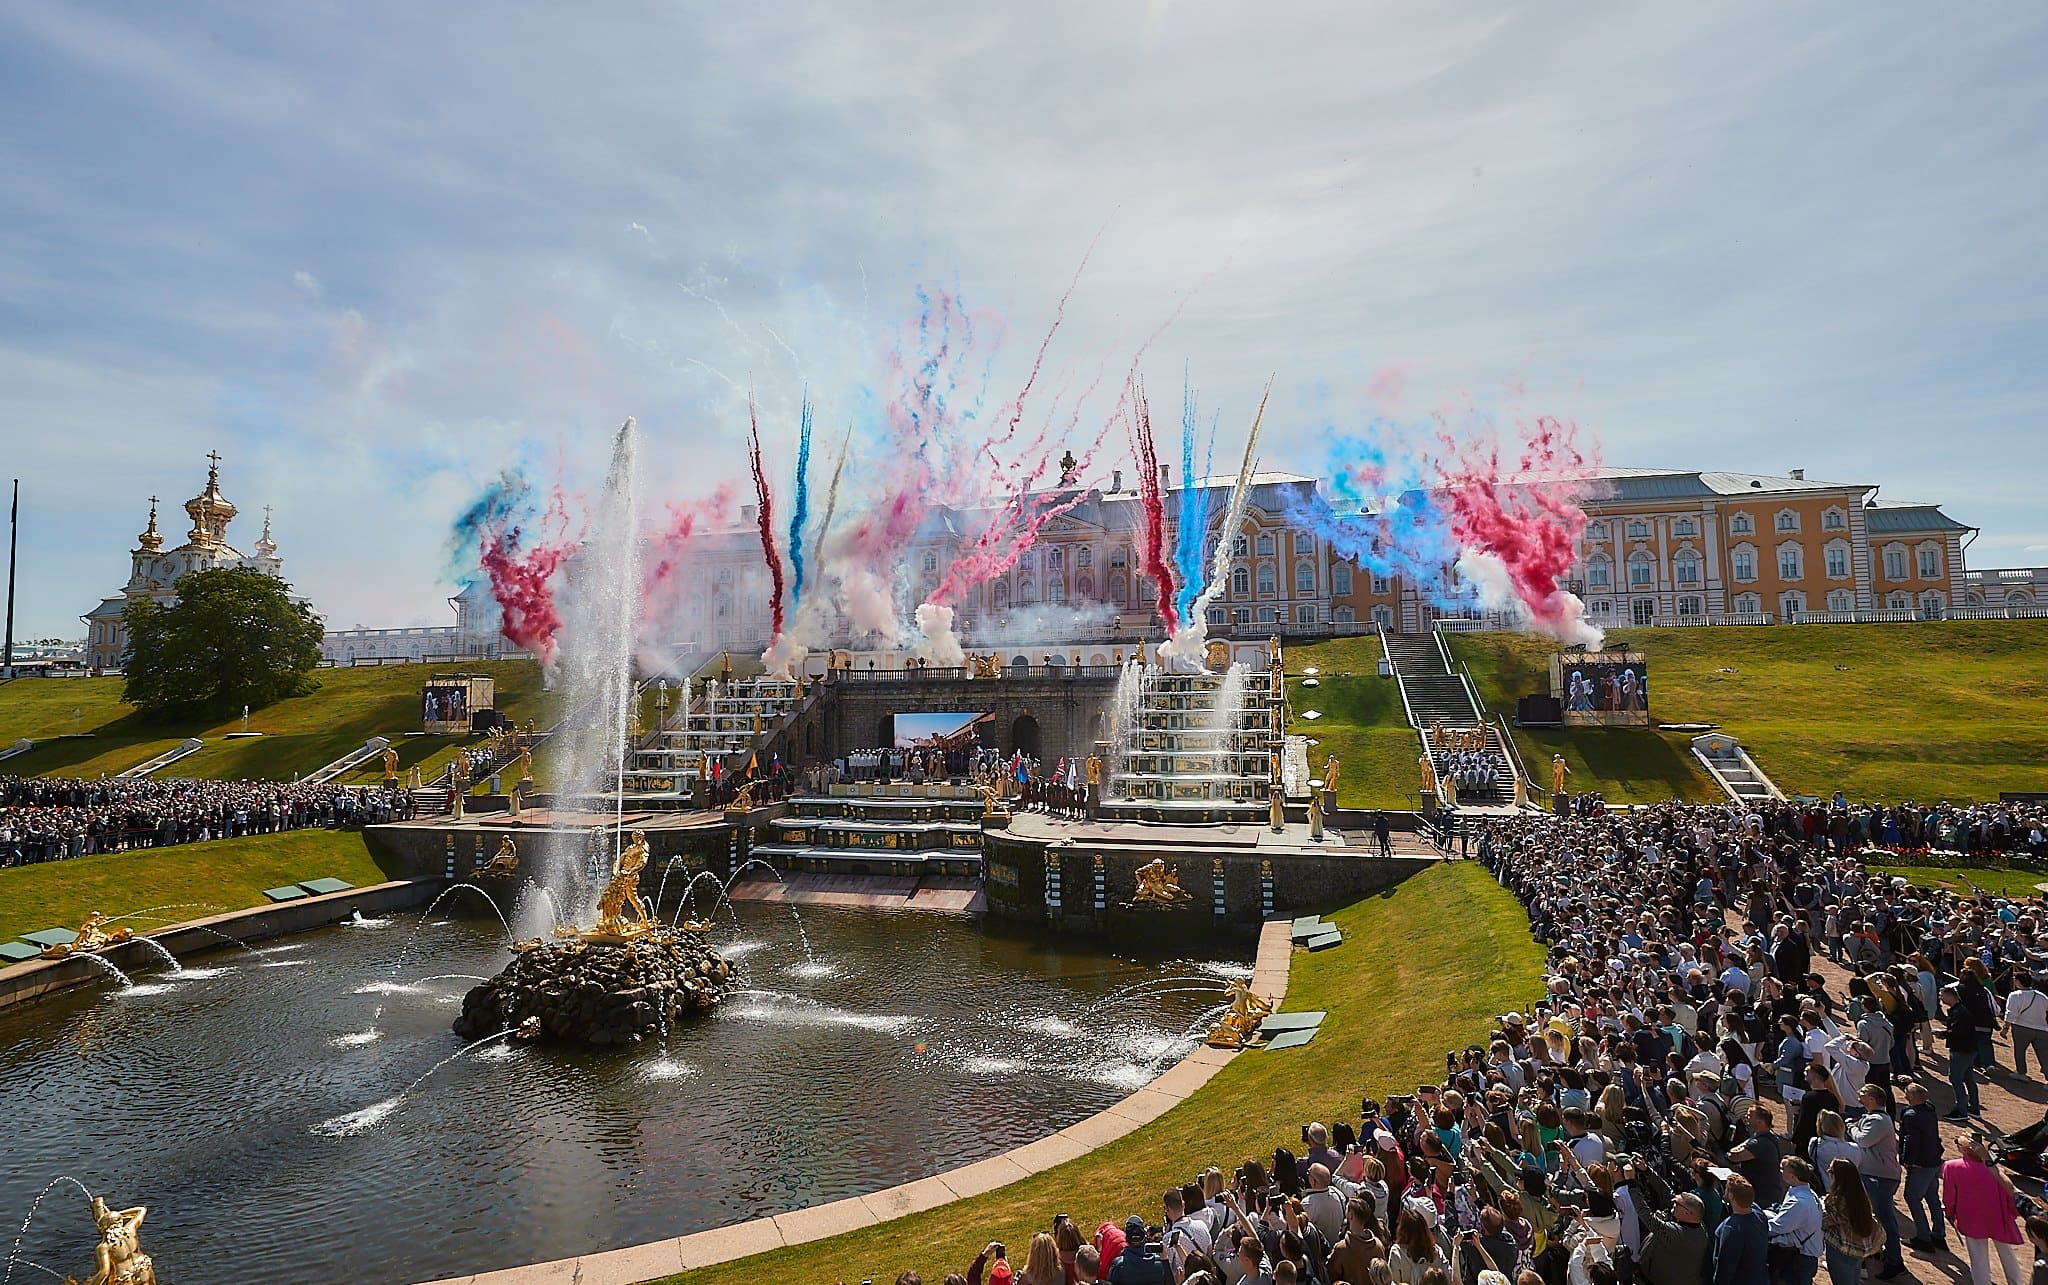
[1517,695,1563,727]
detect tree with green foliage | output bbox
[122,567,324,718]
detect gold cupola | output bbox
[183,451,237,548]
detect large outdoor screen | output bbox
[892,711,993,749]
[1549,651,1651,727]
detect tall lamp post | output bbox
[2,480,17,678]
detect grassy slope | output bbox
[0,661,549,782]
[1450,621,2048,803]
[0,828,394,944]
[1868,863,2045,899]
[652,862,1544,1284]
[1447,633,1719,805]
[1286,636,1419,810]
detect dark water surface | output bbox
[0,904,1247,1283]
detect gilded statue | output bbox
[970,652,1004,679]
[477,836,520,879]
[1205,980,1277,1049]
[588,830,653,941]
[1551,753,1570,796]
[65,1196,155,1285]
[519,745,534,784]
[1205,638,1231,671]
[975,782,1011,821]
[1322,755,1341,797]
[1127,858,1194,907]
[726,779,762,812]
[382,746,400,778]
[628,708,644,740]
[1418,755,1438,797]
[42,911,134,959]
[1085,755,1102,787]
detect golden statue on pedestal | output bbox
[1322,755,1341,797]
[64,1196,154,1285]
[974,782,1011,821]
[382,746,400,779]
[519,745,534,785]
[726,779,763,812]
[1128,858,1195,907]
[477,836,520,879]
[1205,980,1277,1049]
[41,911,134,959]
[585,830,654,942]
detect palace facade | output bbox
[656,464,1996,656]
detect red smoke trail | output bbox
[1434,416,1599,636]
[478,485,581,665]
[749,396,786,640]
[1128,381,1181,634]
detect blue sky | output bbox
[3,2,2044,639]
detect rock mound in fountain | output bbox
[453,933,735,1046]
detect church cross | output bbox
[206,450,223,470]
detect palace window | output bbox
[1139,580,1156,604]
[1673,553,1700,585]
[1334,605,1356,624]
[1295,604,1316,625]
[1233,608,1251,627]
[1047,579,1066,605]
[1017,576,1036,605]
[1778,545,1803,579]
[1294,563,1315,594]
[1256,564,1277,595]
[1823,507,1848,531]
[1780,591,1807,619]
[1586,521,1610,542]
[1730,513,1755,535]
[922,551,938,573]
[1888,591,1910,610]
[1587,557,1612,589]
[1257,606,1276,624]
[1920,590,1946,617]
[1046,547,1064,570]
[1371,605,1394,627]
[1827,590,1853,612]
[1209,607,1227,625]
[1231,535,1248,558]
[1231,567,1249,597]
[1076,547,1092,568]
[1775,509,1801,533]
[1255,532,1277,557]
[1673,518,1697,537]
[1824,542,1850,579]
[1629,554,1655,587]
[1295,533,1315,556]
[1918,544,1942,579]
[1332,564,1353,595]
[1110,547,1129,569]
[1883,545,1907,579]
[1734,593,1762,615]
[1626,520,1650,540]
[1110,574,1128,605]
[1076,572,1094,598]
[717,567,732,583]
[1372,574,1391,595]
[1678,596,1703,618]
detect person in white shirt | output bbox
[2004,974,2048,1078]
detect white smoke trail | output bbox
[1160,380,1272,672]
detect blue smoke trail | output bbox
[1281,423,1473,612]
[446,468,533,588]
[787,394,813,610]
[1172,370,1216,624]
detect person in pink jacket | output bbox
[1942,1134,2026,1285]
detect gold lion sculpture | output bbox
[42,911,134,960]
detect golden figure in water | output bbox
[67,1196,155,1285]
[590,830,653,939]
[1206,980,1277,1049]
[1129,858,1194,907]
[42,911,133,959]
[477,836,520,878]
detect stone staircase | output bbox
[1689,733,1784,804]
[1382,629,1519,808]
[408,787,453,816]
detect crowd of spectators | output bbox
[848,796,2048,1285]
[0,775,413,866]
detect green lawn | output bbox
[1448,621,2048,803]
[0,828,396,945]
[650,862,1544,1284]
[1448,633,1719,804]
[1868,863,2046,899]
[1286,636,1420,809]
[0,661,550,782]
